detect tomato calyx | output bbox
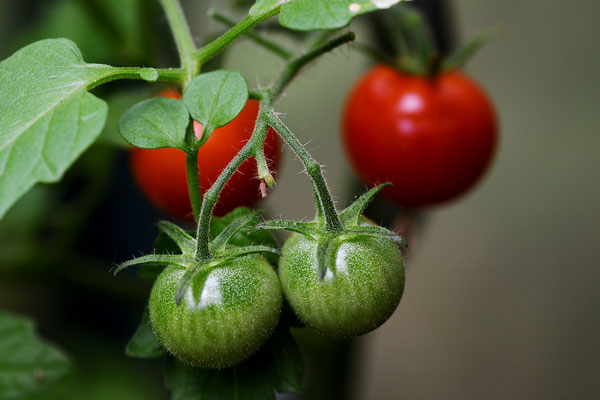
[372,4,497,77]
[114,211,280,304]
[256,184,406,280]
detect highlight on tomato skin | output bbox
[129,90,282,220]
[342,65,497,208]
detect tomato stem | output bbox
[267,112,343,233]
[268,32,355,100]
[193,30,354,259]
[209,10,293,60]
[159,0,199,86]
[193,8,282,65]
[194,111,270,262]
[185,151,203,223]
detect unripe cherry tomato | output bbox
[278,232,405,338]
[130,89,281,219]
[343,65,497,208]
[149,256,282,368]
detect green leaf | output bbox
[164,325,303,400]
[280,0,404,30]
[249,0,290,16]
[119,98,190,150]
[0,312,70,399]
[98,88,154,148]
[125,307,166,359]
[0,38,114,219]
[182,70,249,138]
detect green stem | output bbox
[193,31,354,258]
[159,0,199,85]
[193,7,281,63]
[194,110,271,261]
[266,112,343,233]
[185,151,202,222]
[89,67,187,89]
[210,10,293,60]
[269,32,355,100]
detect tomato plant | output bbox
[343,66,497,207]
[130,89,281,219]
[0,1,497,399]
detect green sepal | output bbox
[255,220,320,238]
[316,237,341,281]
[211,207,280,266]
[443,27,500,71]
[113,254,192,275]
[219,245,281,262]
[348,225,407,248]
[210,211,262,254]
[174,245,279,305]
[339,183,390,225]
[175,264,201,306]
[157,221,196,255]
[125,307,166,359]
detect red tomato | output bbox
[343,65,497,208]
[130,89,281,220]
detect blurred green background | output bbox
[1,0,599,399]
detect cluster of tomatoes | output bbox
[129,56,496,367]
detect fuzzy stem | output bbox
[266,112,343,233]
[194,111,270,261]
[209,11,293,60]
[268,32,355,100]
[185,151,202,222]
[193,8,281,63]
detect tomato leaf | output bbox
[164,325,303,399]
[126,307,166,359]
[0,312,70,399]
[249,0,291,16]
[279,0,404,30]
[98,88,154,148]
[0,38,114,220]
[182,70,249,139]
[119,98,190,150]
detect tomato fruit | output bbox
[130,89,281,219]
[149,255,282,368]
[278,232,404,338]
[343,65,497,208]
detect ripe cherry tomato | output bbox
[130,89,281,219]
[343,65,497,208]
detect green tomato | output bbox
[149,255,282,368]
[279,233,405,338]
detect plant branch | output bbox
[266,112,343,233]
[159,0,199,85]
[209,10,293,60]
[185,151,202,222]
[194,110,271,261]
[90,67,187,89]
[193,7,281,64]
[268,32,355,101]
